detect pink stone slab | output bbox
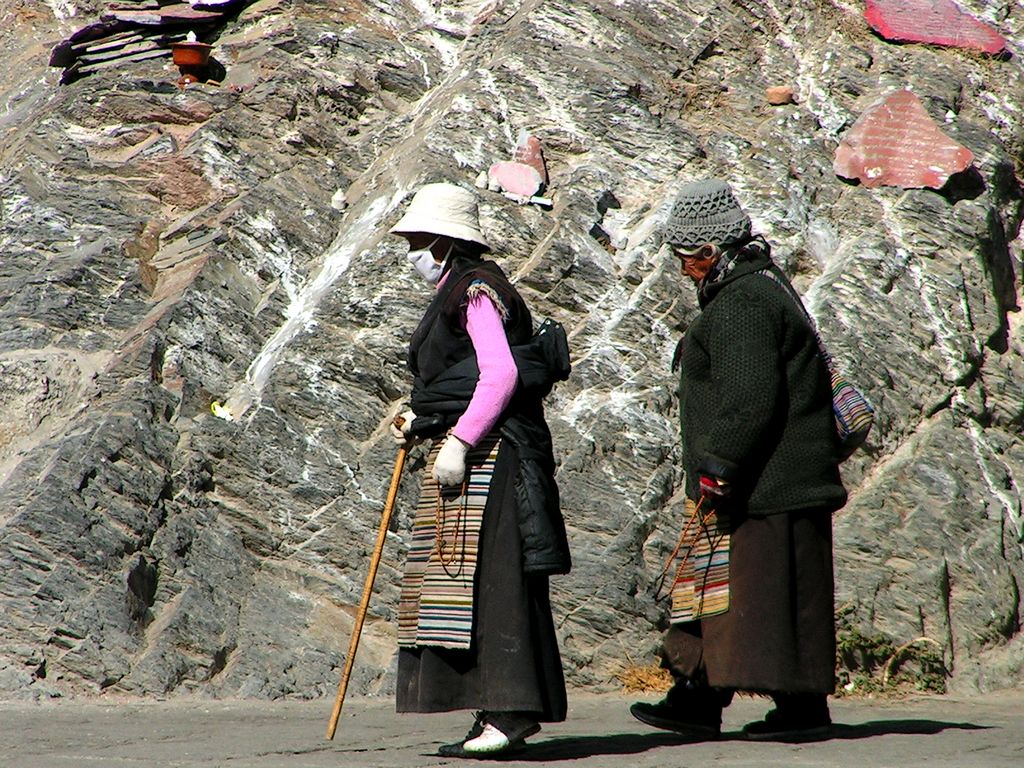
[864,0,1007,55]
[514,135,548,185]
[105,5,224,25]
[834,89,974,189]
[488,161,542,198]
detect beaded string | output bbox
[654,497,723,604]
[434,478,469,578]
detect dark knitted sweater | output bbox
[677,243,847,515]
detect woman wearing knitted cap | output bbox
[388,182,569,757]
[630,179,847,741]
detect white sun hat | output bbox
[389,182,490,249]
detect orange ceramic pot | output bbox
[171,42,213,67]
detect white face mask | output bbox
[406,238,452,285]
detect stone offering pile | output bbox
[49,0,250,84]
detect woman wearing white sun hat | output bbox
[388,182,570,758]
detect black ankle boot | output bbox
[630,678,733,738]
[742,693,831,741]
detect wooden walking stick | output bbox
[325,438,409,740]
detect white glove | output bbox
[389,409,417,445]
[432,435,469,487]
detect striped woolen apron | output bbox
[397,433,501,650]
[669,497,732,623]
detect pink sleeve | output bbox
[451,294,518,446]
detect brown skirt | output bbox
[395,440,567,721]
[662,507,835,695]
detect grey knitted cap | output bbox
[664,179,752,249]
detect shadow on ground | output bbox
[827,720,990,740]
[437,720,993,761]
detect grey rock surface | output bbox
[0,0,1021,700]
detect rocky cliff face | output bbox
[1,0,1021,699]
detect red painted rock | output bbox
[514,134,548,185]
[864,0,1007,55]
[834,89,974,189]
[487,161,543,198]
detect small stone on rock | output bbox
[765,85,795,105]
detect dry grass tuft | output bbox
[616,664,674,693]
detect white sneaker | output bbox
[461,723,512,753]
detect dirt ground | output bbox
[2,690,1023,767]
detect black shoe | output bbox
[438,711,487,757]
[437,711,539,758]
[629,683,724,739]
[486,711,542,744]
[742,700,832,742]
[630,700,721,738]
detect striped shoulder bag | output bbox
[758,269,875,460]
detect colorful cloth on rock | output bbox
[669,498,731,623]
[397,433,501,649]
